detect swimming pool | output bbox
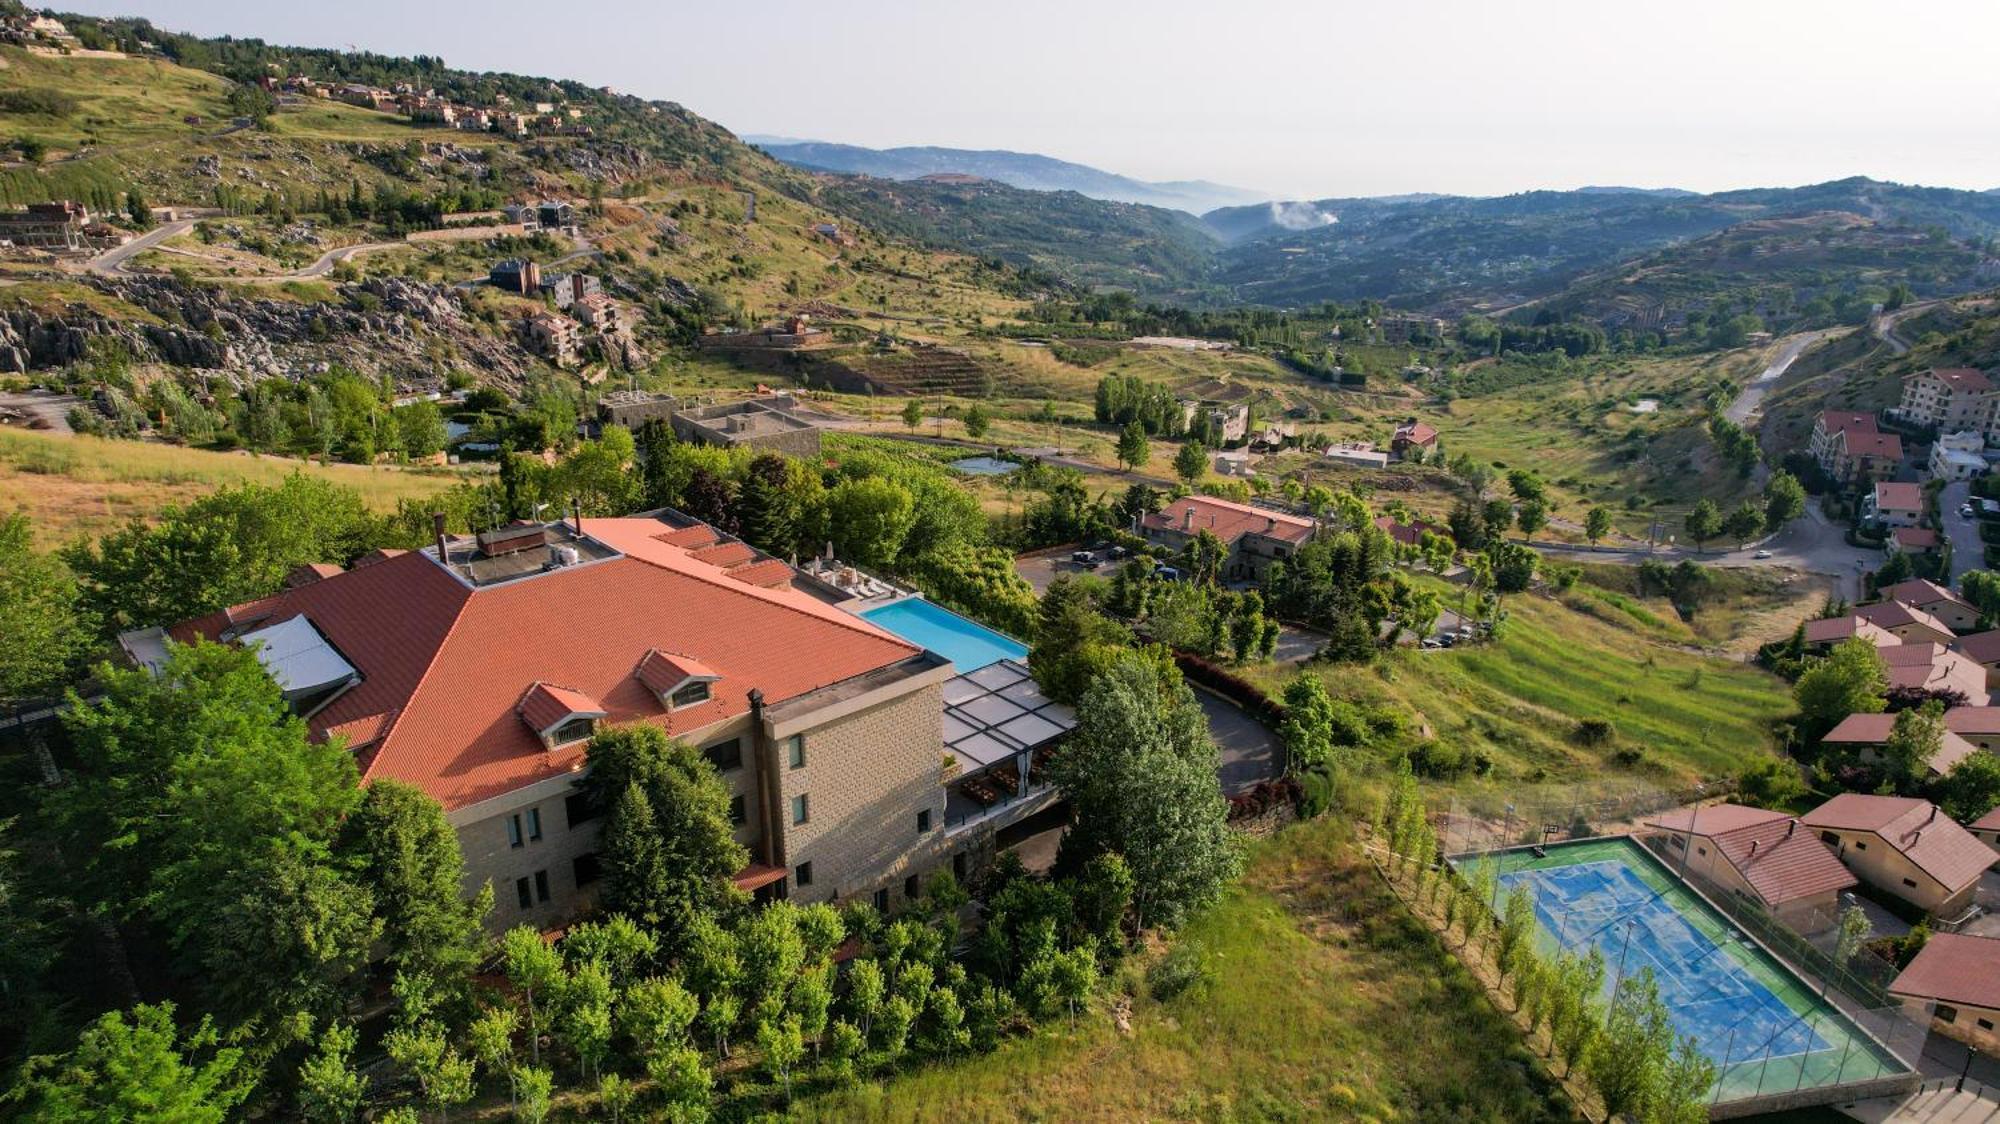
[860,599,1029,673]
[1458,837,1905,1104]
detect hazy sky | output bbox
[62,0,2000,199]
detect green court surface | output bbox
[1458,837,1908,1104]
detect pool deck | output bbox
[1455,835,1918,1112]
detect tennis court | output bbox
[1461,837,1906,1104]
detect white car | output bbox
[1961,505,1975,518]
[1753,549,1773,559]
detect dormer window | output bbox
[636,648,721,711]
[517,682,607,750]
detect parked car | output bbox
[1107,545,1130,560]
[1153,564,1183,581]
[1960,504,1975,518]
[1070,550,1099,569]
[1753,549,1773,559]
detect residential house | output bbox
[1820,712,1980,778]
[116,513,993,930]
[1951,634,2000,690]
[1391,421,1439,460]
[1802,614,1898,650]
[596,390,680,430]
[1642,804,1856,933]
[573,293,622,334]
[1878,642,1989,703]
[1930,431,1989,482]
[1179,400,1250,446]
[1809,411,1903,484]
[521,312,580,367]
[1944,705,2000,751]
[1801,794,1992,916]
[1324,443,1389,469]
[490,258,541,295]
[1855,600,1956,645]
[1374,515,1446,548]
[1881,578,1981,634]
[1863,481,1924,529]
[1139,495,1315,582]
[1888,934,2000,1054]
[1970,805,2000,855]
[1895,367,1998,434]
[1889,527,1941,556]
[1213,448,1257,477]
[0,201,101,253]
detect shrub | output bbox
[1572,717,1615,746]
[1147,939,1216,1001]
[1406,740,1492,780]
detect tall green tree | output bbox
[14,1003,252,1123]
[1793,637,1888,743]
[826,476,916,569]
[0,511,91,702]
[1583,506,1613,545]
[337,779,492,986]
[1173,440,1207,485]
[1722,501,1765,550]
[1683,499,1722,552]
[1514,498,1548,540]
[1763,470,1806,532]
[1936,753,2000,823]
[1116,422,1150,472]
[1881,701,1945,795]
[585,726,748,960]
[1051,654,1240,929]
[900,398,923,430]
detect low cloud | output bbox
[1268,201,1336,230]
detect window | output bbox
[1820,831,1840,846]
[572,853,602,887]
[796,861,814,888]
[565,791,601,829]
[904,875,920,900]
[1696,846,1707,856]
[729,795,746,827]
[1902,877,1918,888]
[1854,841,1868,851]
[549,716,595,746]
[873,888,889,912]
[507,814,523,849]
[534,870,550,904]
[704,737,743,772]
[1667,834,1685,850]
[1938,1005,1959,1024]
[791,793,809,825]
[787,735,806,769]
[917,809,933,834]
[670,679,711,708]
[515,877,533,910]
[1980,1018,1996,1031]
[526,807,542,842]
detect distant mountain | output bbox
[754,139,1270,216]
[1573,185,1699,198]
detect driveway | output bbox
[1194,687,1281,796]
[1939,479,1982,587]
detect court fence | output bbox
[1441,786,1931,1114]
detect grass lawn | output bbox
[0,427,468,544]
[1250,577,1792,789]
[792,816,1578,1123]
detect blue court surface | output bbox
[1462,837,1905,1102]
[860,598,1029,672]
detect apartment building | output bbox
[1896,368,1997,433]
[119,512,972,932]
[1809,411,1903,484]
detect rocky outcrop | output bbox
[0,276,539,389]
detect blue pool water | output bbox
[949,456,1020,476]
[861,599,1029,672]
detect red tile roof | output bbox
[1857,600,1953,637]
[1803,615,1895,647]
[1892,527,1941,550]
[655,525,718,549]
[1873,481,1923,512]
[1645,804,1856,906]
[518,682,605,735]
[1890,933,2000,1011]
[1878,643,1988,697]
[1953,632,2000,665]
[1823,713,1896,744]
[1817,411,1879,436]
[1926,367,1996,393]
[1882,578,1968,612]
[171,518,921,811]
[727,558,797,589]
[689,541,757,569]
[1393,422,1438,446]
[1373,515,1445,547]
[635,648,719,696]
[1972,805,2000,832]
[286,562,345,588]
[1843,430,1904,460]
[1802,794,1995,893]
[1143,495,1315,546]
[1945,705,2000,734]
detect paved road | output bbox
[1534,501,1877,600]
[1194,688,1281,796]
[1939,479,1983,587]
[1724,330,1834,426]
[85,218,196,275]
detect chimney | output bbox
[432,511,448,562]
[1266,516,1276,532]
[570,497,583,535]
[1748,839,1759,857]
[1183,506,1194,531]
[1786,820,1796,838]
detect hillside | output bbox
[752,138,1268,215]
[1208,178,2000,314]
[808,174,1222,293]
